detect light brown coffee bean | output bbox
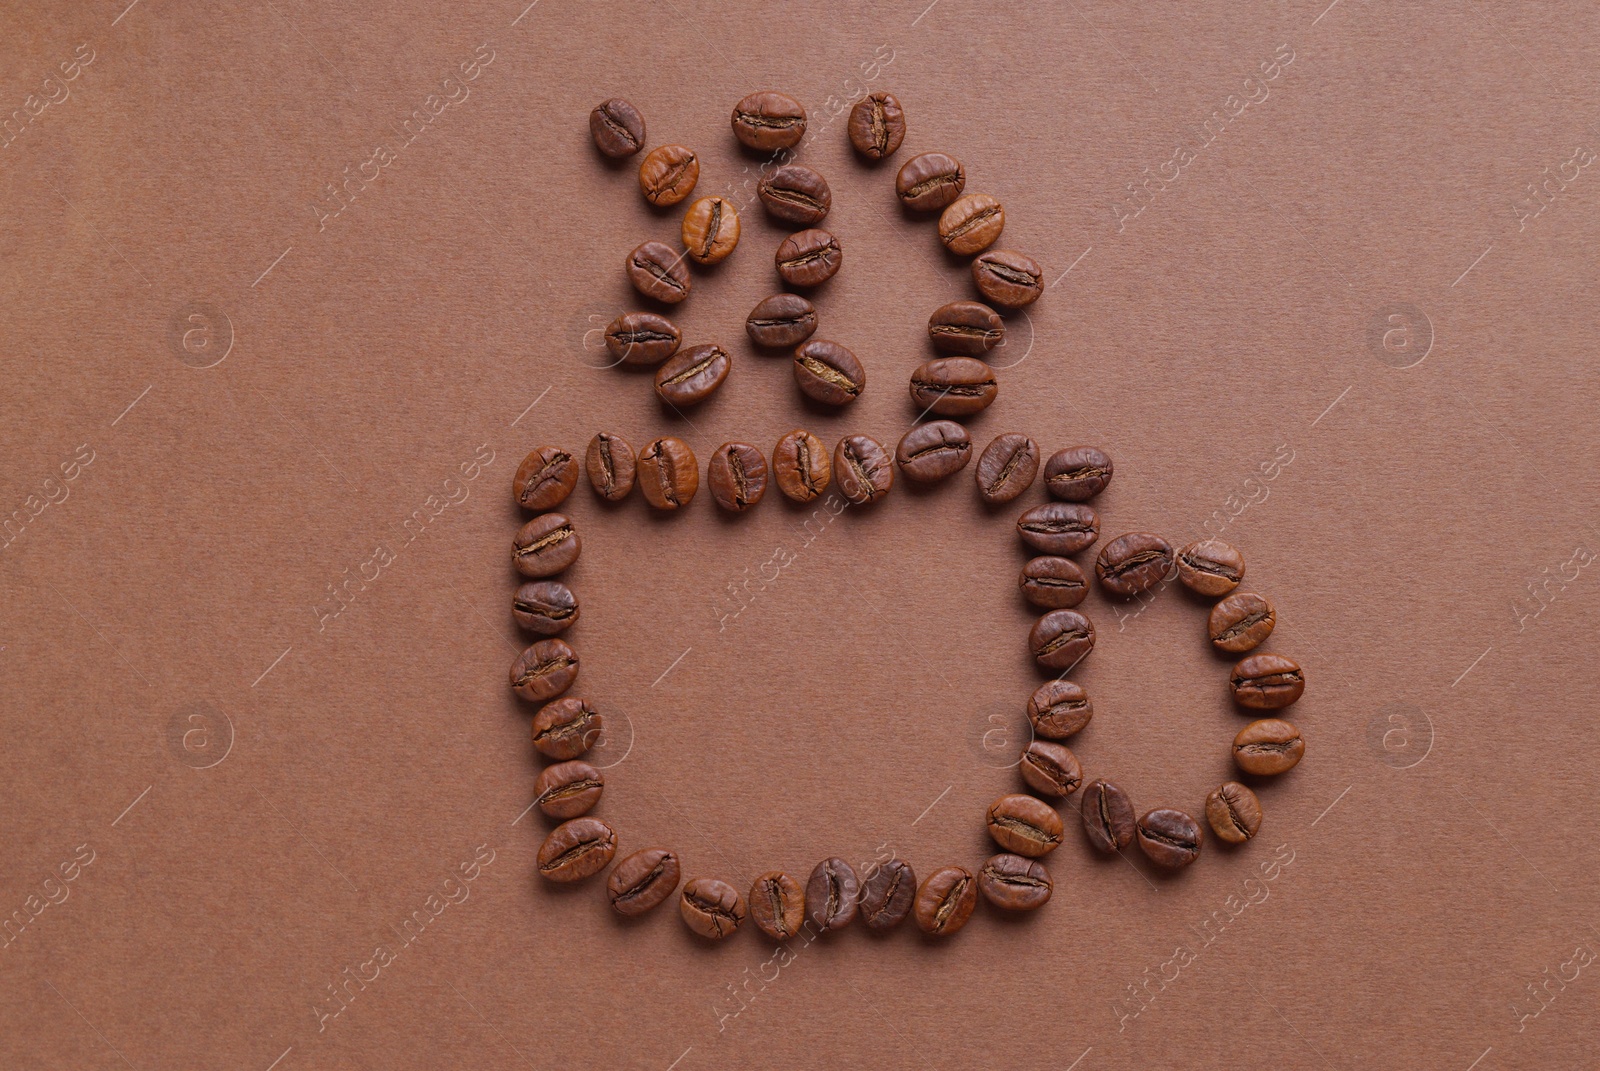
[929,301,1005,357]
[655,344,730,408]
[604,312,680,366]
[1043,446,1113,502]
[775,228,842,287]
[638,144,698,206]
[1177,539,1245,595]
[749,871,805,942]
[746,293,817,348]
[833,435,893,505]
[1019,556,1089,609]
[532,760,602,820]
[707,441,768,512]
[608,848,680,917]
[1136,808,1203,869]
[938,193,1004,255]
[513,580,578,635]
[895,151,965,210]
[586,433,636,501]
[1209,592,1276,653]
[1205,782,1263,843]
[513,513,580,577]
[848,92,905,159]
[590,97,645,158]
[1233,718,1305,775]
[536,817,614,883]
[1019,740,1082,798]
[974,433,1038,503]
[909,357,997,417]
[972,248,1043,308]
[626,240,690,303]
[1230,654,1305,709]
[510,639,579,703]
[680,877,747,939]
[806,857,860,933]
[1096,533,1175,598]
[637,437,698,510]
[757,164,831,226]
[731,91,806,151]
[987,794,1064,857]
[531,697,602,760]
[913,866,977,935]
[979,853,1052,911]
[681,196,740,264]
[1080,779,1136,852]
[773,430,831,502]
[792,339,864,406]
[895,420,972,482]
[1029,609,1095,671]
[1026,680,1094,739]
[1017,502,1098,555]
[513,446,579,511]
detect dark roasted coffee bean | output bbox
[681,877,747,939]
[848,92,905,159]
[1233,718,1305,775]
[604,312,680,366]
[1017,502,1099,554]
[775,228,842,287]
[586,432,636,502]
[608,848,680,917]
[532,760,602,820]
[1029,609,1095,671]
[638,144,699,206]
[746,293,817,348]
[758,164,831,226]
[895,151,965,210]
[987,794,1064,857]
[513,446,579,511]
[749,871,806,942]
[972,248,1043,308]
[1137,808,1203,869]
[1096,533,1175,597]
[626,240,690,303]
[708,441,768,512]
[909,357,997,417]
[513,580,579,635]
[792,339,864,406]
[510,638,578,703]
[1230,654,1304,709]
[1043,446,1113,502]
[731,90,806,151]
[681,196,740,265]
[979,853,1052,911]
[859,859,916,932]
[806,858,860,933]
[938,193,1004,255]
[654,344,730,407]
[1019,556,1088,609]
[513,513,580,577]
[637,437,698,510]
[1177,539,1245,596]
[1020,740,1082,799]
[590,97,646,157]
[914,866,977,935]
[773,429,831,502]
[929,301,1005,357]
[895,420,971,482]
[1209,592,1276,653]
[531,697,602,760]
[536,816,614,883]
[1080,779,1136,852]
[1205,782,1262,843]
[974,433,1037,503]
[1026,680,1094,739]
[833,435,893,505]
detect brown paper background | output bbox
[3,0,1598,1067]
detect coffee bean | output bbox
[654,344,730,407]
[972,433,1038,504]
[848,92,905,159]
[626,240,690,303]
[1095,533,1175,597]
[638,144,699,206]
[749,871,806,942]
[1029,609,1095,671]
[1019,556,1089,609]
[1177,539,1245,596]
[510,639,579,703]
[773,429,831,502]
[1017,502,1098,554]
[757,164,831,226]
[731,90,806,151]
[1136,808,1203,869]
[978,853,1052,911]
[793,339,864,406]
[909,357,997,417]
[536,816,614,883]
[1205,782,1262,843]
[513,513,580,577]
[1020,740,1082,799]
[1080,779,1136,853]
[1230,654,1304,709]
[532,760,602,820]
[895,420,971,482]
[806,857,860,933]
[1208,592,1276,653]
[590,97,646,157]
[859,859,916,932]
[680,877,746,939]
[938,193,1004,255]
[1043,446,1113,501]
[929,301,1005,357]
[913,866,977,935]
[586,432,636,502]
[513,446,579,511]
[708,441,768,512]
[1233,718,1305,775]
[972,249,1043,308]
[531,697,602,760]
[1026,680,1094,739]
[681,196,740,265]
[604,312,680,366]
[775,228,842,287]
[833,435,893,505]
[608,848,680,917]
[987,794,1064,857]
[895,151,965,210]
[513,580,579,635]
[746,293,817,348]
[637,437,698,510]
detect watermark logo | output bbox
[1365,702,1432,770]
[166,701,234,769]
[1367,303,1432,369]
[168,302,233,368]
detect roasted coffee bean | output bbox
[895,420,971,482]
[681,196,740,265]
[1020,556,1089,609]
[536,816,614,883]
[914,866,977,935]
[775,228,842,287]
[604,312,680,366]
[513,580,579,635]
[1209,592,1276,653]
[929,301,1005,357]
[979,853,1052,911]
[1230,653,1304,709]
[987,794,1064,857]
[513,446,579,511]
[833,435,893,505]
[938,193,1004,255]
[638,144,699,206]
[848,92,905,159]
[746,294,817,348]
[1017,502,1098,554]
[1177,539,1245,596]
[1026,680,1094,739]
[909,357,997,417]
[749,871,806,942]
[626,240,690,303]
[532,760,602,820]
[1233,718,1305,775]
[1020,740,1082,799]
[510,639,578,703]
[806,858,860,933]
[680,877,746,939]
[859,859,916,932]
[708,441,768,512]
[972,249,1043,308]
[895,151,965,210]
[974,433,1037,503]
[608,848,680,917]
[792,339,864,406]
[586,432,636,501]
[513,513,580,577]
[590,97,646,158]
[654,344,730,407]
[757,164,831,226]
[1136,808,1203,869]
[1205,782,1263,844]
[773,429,831,502]
[531,697,602,760]
[1043,446,1113,502]
[731,90,806,151]
[1080,779,1136,852]
[1029,609,1095,671]
[1096,533,1175,598]
[637,437,698,510]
